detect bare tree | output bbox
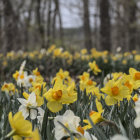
[2,0,18,52]
[52,0,64,46]
[82,0,92,51]
[46,0,52,48]
[36,0,45,48]
[128,0,137,51]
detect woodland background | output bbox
[0,0,140,53]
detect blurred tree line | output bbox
[0,0,140,53]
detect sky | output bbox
[60,0,96,28]
[60,0,83,28]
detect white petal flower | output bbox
[17,98,28,106]
[19,105,29,119]
[17,71,28,87]
[17,92,38,120]
[28,92,37,106]
[24,75,35,88]
[54,110,81,140]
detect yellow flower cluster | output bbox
[101,68,140,106]
[44,69,77,112]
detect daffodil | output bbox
[18,92,43,120]
[54,110,80,140]
[79,72,90,82]
[29,81,47,95]
[1,82,16,95]
[52,69,72,86]
[79,72,96,91]
[122,74,140,94]
[32,68,44,83]
[7,111,32,139]
[13,61,36,88]
[44,78,77,112]
[128,68,140,89]
[101,79,130,106]
[89,61,101,75]
[83,99,104,129]
[129,68,140,81]
[23,91,44,107]
[78,72,103,99]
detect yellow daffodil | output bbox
[33,68,44,83]
[129,68,140,82]
[52,69,72,86]
[44,78,77,112]
[29,82,47,95]
[7,112,32,139]
[1,83,16,95]
[83,99,104,130]
[13,71,19,80]
[122,74,140,93]
[78,72,103,99]
[112,72,123,81]
[89,61,101,75]
[101,79,130,106]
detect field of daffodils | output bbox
[0,45,140,140]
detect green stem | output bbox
[5,129,16,138]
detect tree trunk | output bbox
[83,0,92,51]
[2,0,17,52]
[36,0,45,48]
[46,0,52,49]
[99,0,111,52]
[24,0,34,50]
[128,0,137,51]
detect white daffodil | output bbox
[111,134,128,140]
[17,92,41,120]
[54,110,81,140]
[134,96,140,128]
[24,75,35,88]
[16,60,36,88]
[17,71,28,87]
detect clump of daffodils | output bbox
[13,60,36,88]
[44,77,77,112]
[78,72,103,99]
